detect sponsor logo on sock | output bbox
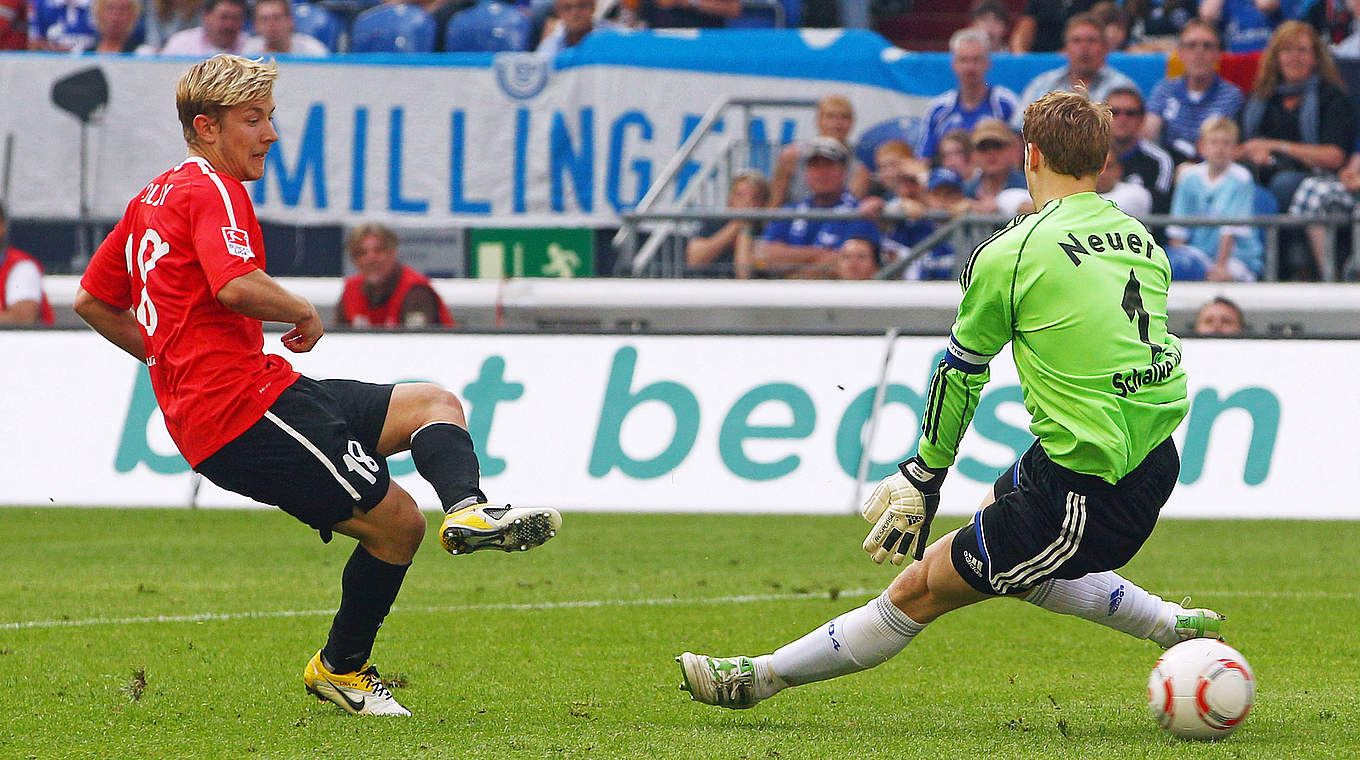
[962,550,984,577]
[827,621,841,651]
[1108,585,1125,616]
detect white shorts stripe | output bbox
[1003,494,1087,591]
[263,411,362,501]
[991,492,1087,593]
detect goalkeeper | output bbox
[678,91,1226,710]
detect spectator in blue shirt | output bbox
[1200,0,1284,53]
[1144,20,1246,161]
[757,137,879,278]
[28,0,97,50]
[1165,116,1265,280]
[917,27,1019,159]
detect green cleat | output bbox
[1162,598,1225,648]
[676,652,763,709]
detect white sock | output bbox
[1025,571,1180,646]
[769,592,925,688]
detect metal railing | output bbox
[611,96,822,276]
[617,208,1360,281]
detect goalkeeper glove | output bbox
[860,456,947,565]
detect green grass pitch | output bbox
[3,509,1358,759]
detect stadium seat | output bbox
[292,3,343,51]
[727,0,784,28]
[350,3,436,53]
[1219,51,1262,94]
[444,0,531,52]
[854,116,924,170]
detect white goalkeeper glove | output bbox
[860,457,946,565]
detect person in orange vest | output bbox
[0,201,56,326]
[337,223,454,328]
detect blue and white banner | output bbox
[0,33,1166,226]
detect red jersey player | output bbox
[73,55,560,716]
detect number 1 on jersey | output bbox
[125,228,171,335]
[1121,269,1161,361]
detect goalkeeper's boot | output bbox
[303,651,410,716]
[1157,598,1226,648]
[440,497,561,556]
[676,652,779,709]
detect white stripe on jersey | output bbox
[263,411,363,501]
[178,156,239,228]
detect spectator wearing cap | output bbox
[770,95,873,206]
[756,137,880,279]
[917,27,1019,160]
[243,0,329,56]
[925,167,970,215]
[836,236,883,280]
[1106,87,1175,213]
[1013,13,1140,127]
[1144,20,1245,162]
[962,118,1026,214]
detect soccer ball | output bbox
[1147,639,1255,740]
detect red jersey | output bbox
[0,0,26,51]
[0,248,56,325]
[80,156,299,466]
[340,265,454,328]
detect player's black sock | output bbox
[410,421,486,511]
[322,544,409,675]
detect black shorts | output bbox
[951,436,1180,596]
[196,376,395,541]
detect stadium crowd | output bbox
[4,0,1360,317]
[684,10,1360,283]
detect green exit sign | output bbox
[469,228,595,278]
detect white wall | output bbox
[3,332,1348,518]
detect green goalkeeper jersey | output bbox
[918,191,1189,484]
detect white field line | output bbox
[0,588,881,632]
[2,587,1352,632]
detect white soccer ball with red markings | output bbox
[1147,639,1255,740]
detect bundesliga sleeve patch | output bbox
[222,227,255,261]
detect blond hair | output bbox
[1253,20,1345,99]
[1021,90,1112,179]
[817,95,854,121]
[176,55,278,145]
[729,171,771,206]
[347,222,399,260]
[1199,114,1239,142]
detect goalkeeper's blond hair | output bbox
[1020,90,1112,180]
[176,55,278,145]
